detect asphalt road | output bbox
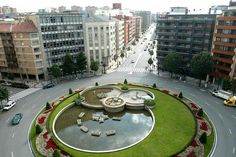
[0,24,235,157]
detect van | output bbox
[211,89,232,100]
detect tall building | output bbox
[135,11,151,33]
[0,20,46,82]
[84,15,116,72]
[58,6,66,13]
[85,6,98,16]
[156,8,218,72]
[28,12,84,70]
[113,3,122,10]
[211,2,236,84]
[134,16,142,39]
[71,5,83,13]
[115,19,124,56]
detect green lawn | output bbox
[44,86,196,157]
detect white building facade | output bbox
[115,19,124,56]
[84,16,116,72]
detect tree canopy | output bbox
[0,86,9,105]
[190,52,213,86]
[76,52,87,74]
[62,54,75,75]
[163,52,183,77]
[148,58,153,66]
[51,64,62,79]
[90,60,99,72]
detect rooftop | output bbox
[0,20,37,33]
[85,15,116,23]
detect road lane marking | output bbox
[133,53,142,68]
[233,147,235,154]
[229,128,232,135]
[218,113,223,120]
[6,117,10,123]
[12,132,15,138]
[233,115,236,120]
[206,103,210,106]
[11,152,14,157]
[189,93,195,97]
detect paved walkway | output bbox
[10,87,41,101]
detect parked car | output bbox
[43,82,55,89]
[11,113,23,125]
[131,60,135,63]
[211,89,232,100]
[3,99,16,111]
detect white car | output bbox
[3,100,16,111]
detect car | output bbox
[3,99,16,111]
[43,82,55,89]
[144,49,147,51]
[131,60,135,63]
[11,113,23,125]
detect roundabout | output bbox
[29,83,213,157]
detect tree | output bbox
[120,52,125,60]
[90,60,99,74]
[197,108,204,117]
[152,83,157,88]
[149,49,154,56]
[36,124,42,134]
[190,52,213,87]
[76,52,87,75]
[69,88,73,94]
[153,40,156,45]
[53,150,61,157]
[163,52,183,77]
[62,54,75,76]
[0,86,9,107]
[46,102,51,110]
[51,64,62,79]
[148,58,153,67]
[199,132,207,144]
[124,79,128,84]
[178,92,183,99]
[95,82,99,86]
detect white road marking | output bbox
[133,53,142,68]
[229,128,232,135]
[233,147,235,154]
[200,89,206,92]
[206,103,210,106]
[215,101,220,104]
[218,113,223,120]
[11,152,14,157]
[189,93,195,97]
[233,115,236,120]
[12,132,15,138]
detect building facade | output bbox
[134,16,142,39]
[112,3,122,10]
[211,2,236,83]
[115,19,124,56]
[28,12,85,71]
[156,13,216,72]
[135,11,151,33]
[0,20,45,82]
[84,16,116,72]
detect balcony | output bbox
[212,49,235,56]
[212,56,233,64]
[213,64,231,72]
[157,44,175,48]
[210,71,230,79]
[156,25,176,29]
[214,41,236,48]
[217,16,236,21]
[157,32,176,36]
[157,38,175,42]
[216,25,236,30]
[215,33,236,39]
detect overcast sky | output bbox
[0,0,231,13]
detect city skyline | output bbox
[0,0,230,13]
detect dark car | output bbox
[43,82,55,89]
[12,113,23,125]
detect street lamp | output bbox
[101,61,106,74]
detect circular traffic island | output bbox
[29,83,214,157]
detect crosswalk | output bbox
[116,67,147,73]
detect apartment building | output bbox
[135,11,151,33]
[84,15,116,72]
[211,1,236,83]
[0,20,45,82]
[134,16,142,39]
[28,12,85,70]
[156,8,217,72]
[115,19,124,56]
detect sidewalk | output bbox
[10,87,41,101]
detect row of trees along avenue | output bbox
[163,52,213,87]
[50,52,99,80]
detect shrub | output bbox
[144,99,156,107]
[95,82,98,86]
[69,88,73,94]
[121,85,129,90]
[124,79,128,84]
[178,92,183,98]
[36,124,42,134]
[197,108,204,117]
[78,93,81,99]
[162,89,169,94]
[74,99,82,106]
[53,150,61,157]
[46,102,51,110]
[199,132,207,144]
[152,83,157,88]
[11,82,29,89]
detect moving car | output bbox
[224,96,236,107]
[3,99,16,111]
[11,113,23,125]
[211,89,232,100]
[43,82,55,89]
[131,60,135,63]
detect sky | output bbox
[0,0,231,13]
